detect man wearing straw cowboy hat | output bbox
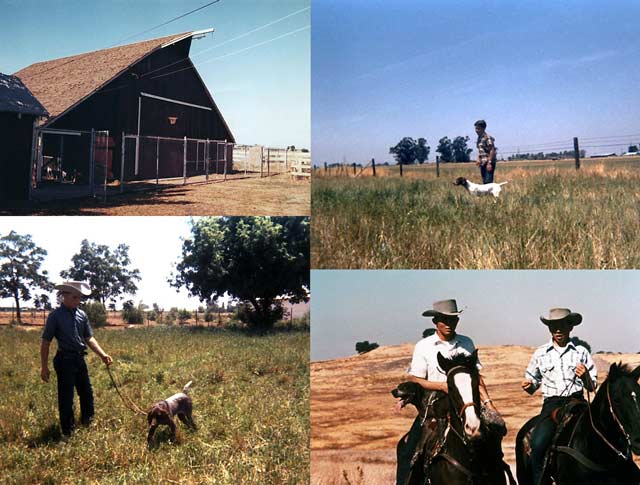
[40,281,113,437]
[396,299,504,483]
[408,298,498,411]
[522,307,597,485]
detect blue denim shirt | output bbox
[42,305,93,352]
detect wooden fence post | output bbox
[399,162,403,177]
[324,162,327,173]
[436,156,440,177]
[352,162,356,175]
[372,158,376,177]
[573,137,580,170]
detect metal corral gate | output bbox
[30,128,111,202]
[120,133,233,192]
[232,145,306,177]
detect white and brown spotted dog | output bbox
[453,177,508,199]
[147,381,196,443]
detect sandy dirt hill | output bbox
[311,344,640,485]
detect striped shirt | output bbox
[524,340,597,399]
[408,332,482,382]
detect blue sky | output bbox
[312,0,640,164]
[311,270,640,361]
[1,0,310,149]
[0,217,206,310]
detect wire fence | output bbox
[315,134,640,178]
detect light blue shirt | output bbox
[525,340,597,399]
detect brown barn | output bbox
[0,73,48,202]
[14,30,235,198]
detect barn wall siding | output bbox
[0,112,35,201]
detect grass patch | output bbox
[0,325,309,484]
[312,159,640,268]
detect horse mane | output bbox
[607,362,640,382]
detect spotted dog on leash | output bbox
[147,381,196,443]
[453,176,508,199]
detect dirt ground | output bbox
[311,344,640,485]
[0,174,309,216]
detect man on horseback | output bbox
[396,298,505,484]
[521,307,597,485]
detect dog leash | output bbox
[106,365,147,416]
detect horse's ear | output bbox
[437,352,448,372]
[631,365,640,382]
[608,362,621,381]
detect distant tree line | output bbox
[507,150,586,161]
[388,136,475,165]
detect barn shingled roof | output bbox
[0,73,48,116]
[14,32,191,120]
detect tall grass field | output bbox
[0,325,309,484]
[312,158,640,269]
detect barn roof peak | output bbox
[13,31,207,120]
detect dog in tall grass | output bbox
[454,176,508,199]
[147,381,196,443]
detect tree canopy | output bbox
[389,137,430,165]
[0,231,52,322]
[60,239,140,305]
[170,217,309,329]
[355,341,379,354]
[452,136,473,163]
[436,137,454,162]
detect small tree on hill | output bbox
[570,336,592,353]
[628,145,638,153]
[355,341,379,354]
[0,231,53,323]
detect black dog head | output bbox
[391,381,425,410]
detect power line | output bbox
[141,6,310,79]
[148,25,310,81]
[112,0,222,46]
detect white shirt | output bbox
[408,332,481,382]
[524,340,597,399]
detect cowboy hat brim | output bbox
[540,313,582,326]
[55,283,91,296]
[422,309,463,317]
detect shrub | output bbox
[82,301,108,327]
[355,340,379,354]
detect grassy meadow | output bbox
[0,325,309,484]
[312,157,640,269]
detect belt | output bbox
[57,349,88,356]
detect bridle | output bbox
[445,365,480,445]
[586,381,632,461]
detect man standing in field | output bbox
[521,307,597,485]
[475,119,497,183]
[40,281,113,437]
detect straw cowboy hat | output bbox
[54,281,92,296]
[540,308,582,326]
[422,299,464,318]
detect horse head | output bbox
[605,362,640,455]
[437,350,482,440]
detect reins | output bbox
[105,365,147,416]
[585,382,631,460]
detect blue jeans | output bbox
[480,161,496,184]
[530,394,583,485]
[53,351,94,435]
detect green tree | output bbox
[60,239,141,305]
[178,309,191,325]
[170,217,310,330]
[452,136,473,163]
[628,145,639,153]
[0,231,53,323]
[355,341,379,354]
[570,336,592,353]
[436,137,454,162]
[415,138,431,164]
[82,301,108,327]
[389,137,417,165]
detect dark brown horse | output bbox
[393,351,514,485]
[516,363,640,485]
